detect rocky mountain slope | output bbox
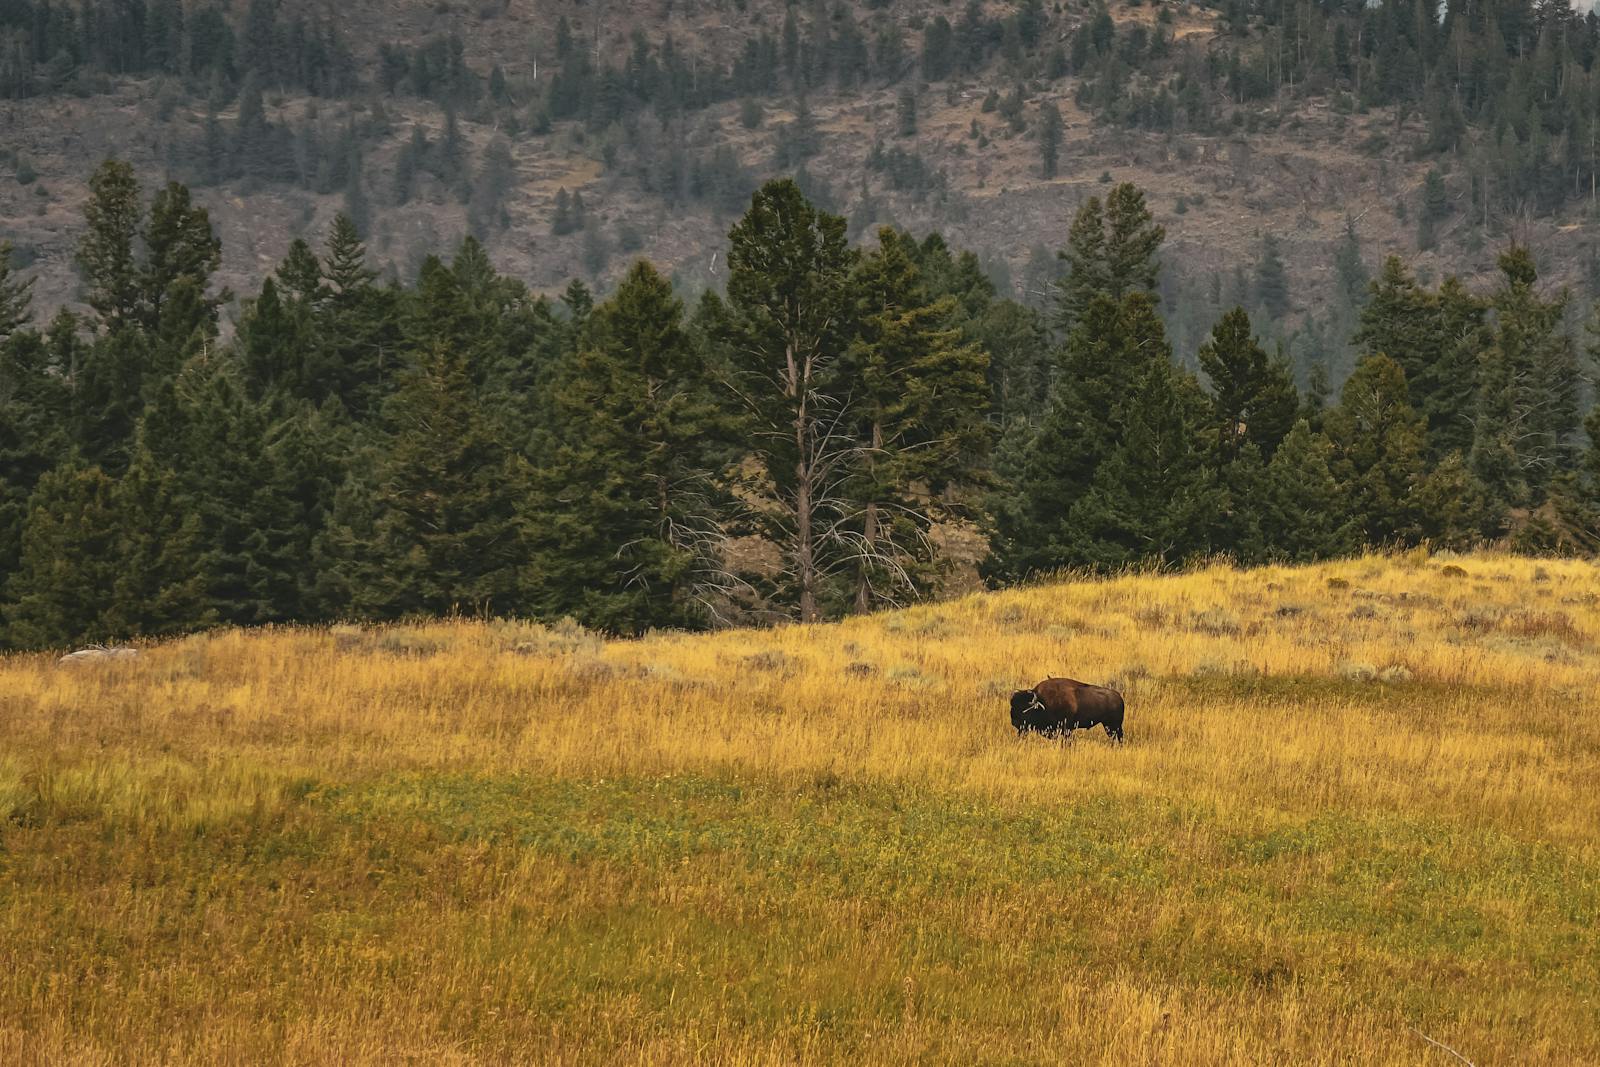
[5,0,1599,361]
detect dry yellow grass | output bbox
[3,551,1598,1064]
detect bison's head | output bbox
[1010,689,1043,729]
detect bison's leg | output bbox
[1104,722,1124,743]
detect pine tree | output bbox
[1053,197,1108,334]
[0,240,34,340]
[1418,167,1450,250]
[718,178,856,622]
[1104,182,1164,298]
[142,180,225,353]
[1355,257,1486,461]
[1070,358,1219,568]
[1198,307,1298,463]
[552,187,575,235]
[76,160,145,333]
[0,328,70,586]
[844,228,991,612]
[359,341,530,618]
[529,261,736,632]
[1324,354,1427,545]
[106,443,211,638]
[1252,234,1291,321]
[990,290,1176,578]
[1038,102,1063,179]
[4,464,124,649]
[322,214,396,416]
[1053,184,1163,334]
[1260,420,1357,561]
[1470,246,1578,514]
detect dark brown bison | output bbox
[1009,676,1125,742]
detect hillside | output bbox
[3,552,1599,1062]
[7,0,1600,377]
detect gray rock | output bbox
[57,645,139,665]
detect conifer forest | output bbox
[5,0,1600,647]
[2,160,1599,647]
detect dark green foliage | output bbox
[0,327,69,585]
[1069,354,1219,568]
[1354,258,1486,462]
[1260,420,1357,561]
[718,179,856,622]
[991,289,1200,577]
[1469,248,1579,514]
[1038,102,1063,179]
[346,340,530,619]
[844,228,991,611]
[1252,235,1291,322]
[76,161,144,333]
[7,161,1600,649]
[1198,307,1298,462]
[4,464,125,648]
[1418,168,1449,251]
[528,262,735,632]
[1323,354,1427,545]
[1053,183,1164,334]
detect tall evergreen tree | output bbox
[1054,183,1163,334]
[529,261,736,632]
[1198,306,1299,462]
[843,228,990,612]
[4,464,124,648]
[358,341,529,618]
[1260,420,1357,561]
[141,180,225,363]
[1355,257,1486,461]
[106,443,211,638]
[1324,354,1427,545]
[991,290,1179,577]
[718,179,856,622]
[1070,354,1219,568]
[1470,246,1579,513]
[0,328,69,589]
[1252,234,1291,321]
[1038,102,1063,179]
[76,160,144,333]
[321,214,397,416]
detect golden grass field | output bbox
[3,551,1599,1065]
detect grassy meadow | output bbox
[2,551,1599,1064]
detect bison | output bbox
[1009,676,1125,742]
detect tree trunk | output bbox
[790,340,819,624]
[854,420,882,615]
[796,456,817,623]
